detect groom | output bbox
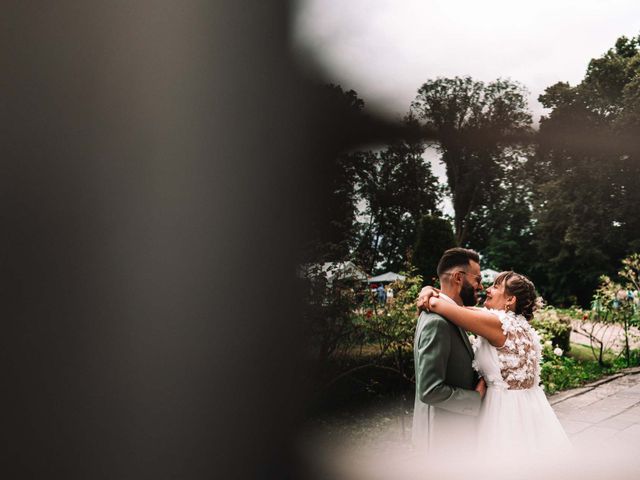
[412,247,486,452]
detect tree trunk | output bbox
[625,317,631,367]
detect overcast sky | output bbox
[292,0,640,214]
[293,0,640,123]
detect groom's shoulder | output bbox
[418,309,446,321]
[416,311,451,342]
[417,310,449,327]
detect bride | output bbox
[419,271,570,454]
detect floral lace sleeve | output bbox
[492,310,541,390]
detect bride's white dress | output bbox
[472,309,570,454]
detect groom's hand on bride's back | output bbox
[475,378,487,399]
[416,286,440,312]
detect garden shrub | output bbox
[531,307,572,353]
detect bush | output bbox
[539,353,612,395]
[589,253,640,367]
[301,263,362,366]
[533,308,600,394]
[531,307,572,353]
[352,268,423,383]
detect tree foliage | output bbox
[304,84,368,262]
[473,149,536,273]
[532,35,640,305]
[412,214,455,283]
[310,36,640,308]
[411,77,533,247]
[305,86,443,277]
[354,120,442,273]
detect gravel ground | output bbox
[303,394,414,459]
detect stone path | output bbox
[551,367,640,447]
[305,372,640,478]
[308,367,640,453]
[570,320,640,351]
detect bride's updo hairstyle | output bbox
[494,271,540,321]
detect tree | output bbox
[470,149,537,273]
[410,77,533,247]
[530,158,622,304]
[303,86,443,275]
[412,215,456,283]
[532,35,640,305]
[354,125,442,273]
[304,85,368,262]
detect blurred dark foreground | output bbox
[2,1,415,478]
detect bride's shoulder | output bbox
[470,307,507,321]
[484,308,529,333]
[481,307,509,318]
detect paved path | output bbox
[551,367,640,447]
[309,368,640,452]
[306,372,640,478]
[570,320,640,351]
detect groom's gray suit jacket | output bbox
[412,309,481,450]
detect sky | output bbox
[293,0,640,123]
[292,0,640,213]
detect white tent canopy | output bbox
[300,261,368,283]
[367,271,406,283]
[324,262,368,282]
[481,268,501,283]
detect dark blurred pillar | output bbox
[3,1,313,478]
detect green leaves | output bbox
[412,215,455,282]
[354,134,442,273]
[411,77,533,246]
[352,269,424,382]
[532,35,640,305]
[591,253,640,367]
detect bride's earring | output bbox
[505,298,514,311]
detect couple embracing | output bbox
[412,248,570,457]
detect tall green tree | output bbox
[476,150,537,274]
[410,77,533,247]
[355,123,442,273]
[412,215,456,283]
[304,85,368,262]
[532,35,640,305]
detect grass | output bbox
[568,342,618,364]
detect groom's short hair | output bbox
[437,248,480,277]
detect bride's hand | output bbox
[475,377,487,399]
[428,296,440,311]
[416,286,440,312]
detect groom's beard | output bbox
[460,279,477,306]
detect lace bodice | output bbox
[472,309,542,390]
